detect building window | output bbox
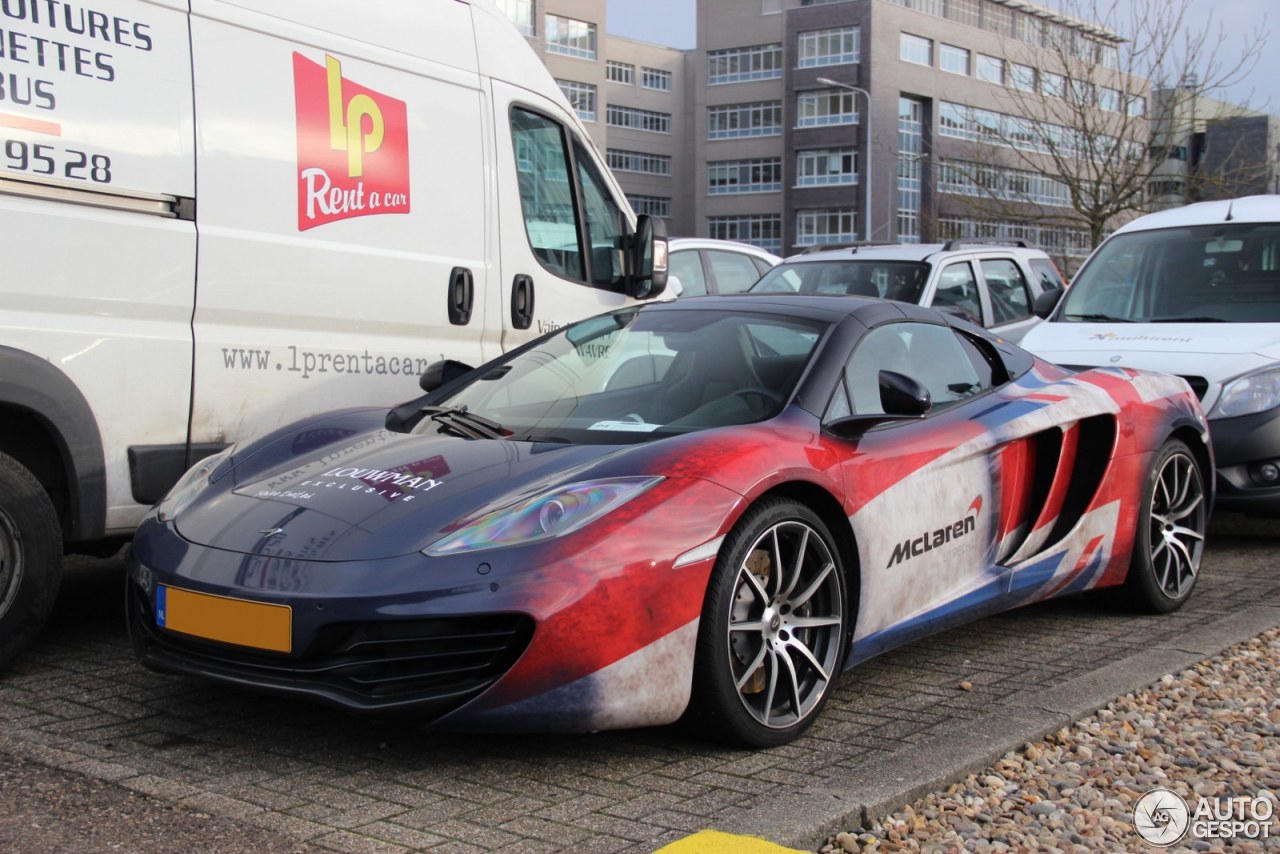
[708,44,783,84]
[708,214,782,254]
[1041,71,1066,99]
[642,67,672,91]
[709,158,783,194]
[556,80,596,123]
[939,44,969,76]
[606,60,634,85]
[628,195,670,218]
[897,97,924,243]
[900,33,932,67]
[938,215,1091,259]
[975,54,1003,84]
[938,159,1072,207]
[1127,94,1147,117]
[1098,87,1121,112]
[1010,63,1036,92]
[545,15,596,60]
[607,149,672,175]
[796,148,857,187]
[708,102,782,139]
[796,89,856,128]
[796,208,856,246]
[496,0,533,35]
[607,105,671,134]
[797,26,860,68]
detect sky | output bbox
[604,0,1279,113]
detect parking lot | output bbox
[1,515,1278,853]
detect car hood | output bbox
[1021,321,1280,386]
[174,428,638,561]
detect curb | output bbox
[717,602,1280,850]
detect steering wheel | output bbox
[731,387,785,411]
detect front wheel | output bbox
[687,498,848,748]
[1121,439,1207,613]
[0,452,63,670]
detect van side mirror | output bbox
[419,359,473,392]
[626,215,668,299]
[1033,287,1064,319]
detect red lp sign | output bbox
[293,52,411,231]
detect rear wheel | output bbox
[1122,439,1206,613]
[688,498,847,747]
[0,452,63,670]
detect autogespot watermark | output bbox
[1134,788,1275,847]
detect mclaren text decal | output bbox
[293,52,410,230]
[887,495,983,568]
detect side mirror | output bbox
[419,359,473,392]
[626,214,668,299]
[826,370,931,438]
[1033,287,1064,319]
[667,274,684,298]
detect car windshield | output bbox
[421,306,828,444]
[752,259,930,303]
[1060,223,1280,323]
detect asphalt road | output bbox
[0,513,1277,853]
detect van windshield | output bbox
[1060,223,1280,323]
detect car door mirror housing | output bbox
[826,370,931,438]
[1033,286,1064,319]
[626,215,668,299]
[419,359,474,392]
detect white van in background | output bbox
[0,0,667,667]
[1022,196,1280,515]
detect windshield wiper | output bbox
[1062,313,1134,322]
[421,406,506,440]
[1147,315,1228,323]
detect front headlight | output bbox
[1210,369,1280,419]
[424,476,663,556]
[156,446,237,521]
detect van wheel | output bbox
[686,498,847,748]
[1121,439,1206,613]
[0,452,63,670]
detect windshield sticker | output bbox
[293,52,410,230]
[588,420,661,432]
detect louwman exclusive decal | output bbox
[293,52,410,230]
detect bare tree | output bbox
[934,0,1266,250]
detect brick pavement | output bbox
[0,515,1277,853]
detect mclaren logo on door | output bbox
[887,495,983,568]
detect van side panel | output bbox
[0,0,196,534]
[186,0,490,446]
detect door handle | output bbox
[448,267,474,326]
[511,274,535,330]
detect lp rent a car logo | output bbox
[1134,787,1275,846]
[293,52,411,230]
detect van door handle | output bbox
[511,274,535,330]
[448,267,474,326]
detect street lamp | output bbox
[816,77,872,240]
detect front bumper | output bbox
[1209,406,1280,515]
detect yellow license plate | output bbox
[157,585,292,653]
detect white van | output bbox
[0,0,667,667]
[1022,195,1280,515]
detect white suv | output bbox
[750,240,1065,342]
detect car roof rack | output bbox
[940,238,1029,250]
[800,241,901,255]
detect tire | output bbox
[0,452,63,670]
[687,497,848,748]
[1120,439,1207,614]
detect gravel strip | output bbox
[822,627,1280,853]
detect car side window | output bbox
[981,258,1032,325]
[933,262,983,325]
[510,108,626,290]
[669,250,708,297]
[707,250,763,294]
[843,322,988,416]
[1030,258,1065,291]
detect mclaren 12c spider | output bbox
[127,295,1212,747]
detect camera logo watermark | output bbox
[1135,788,1275,847]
